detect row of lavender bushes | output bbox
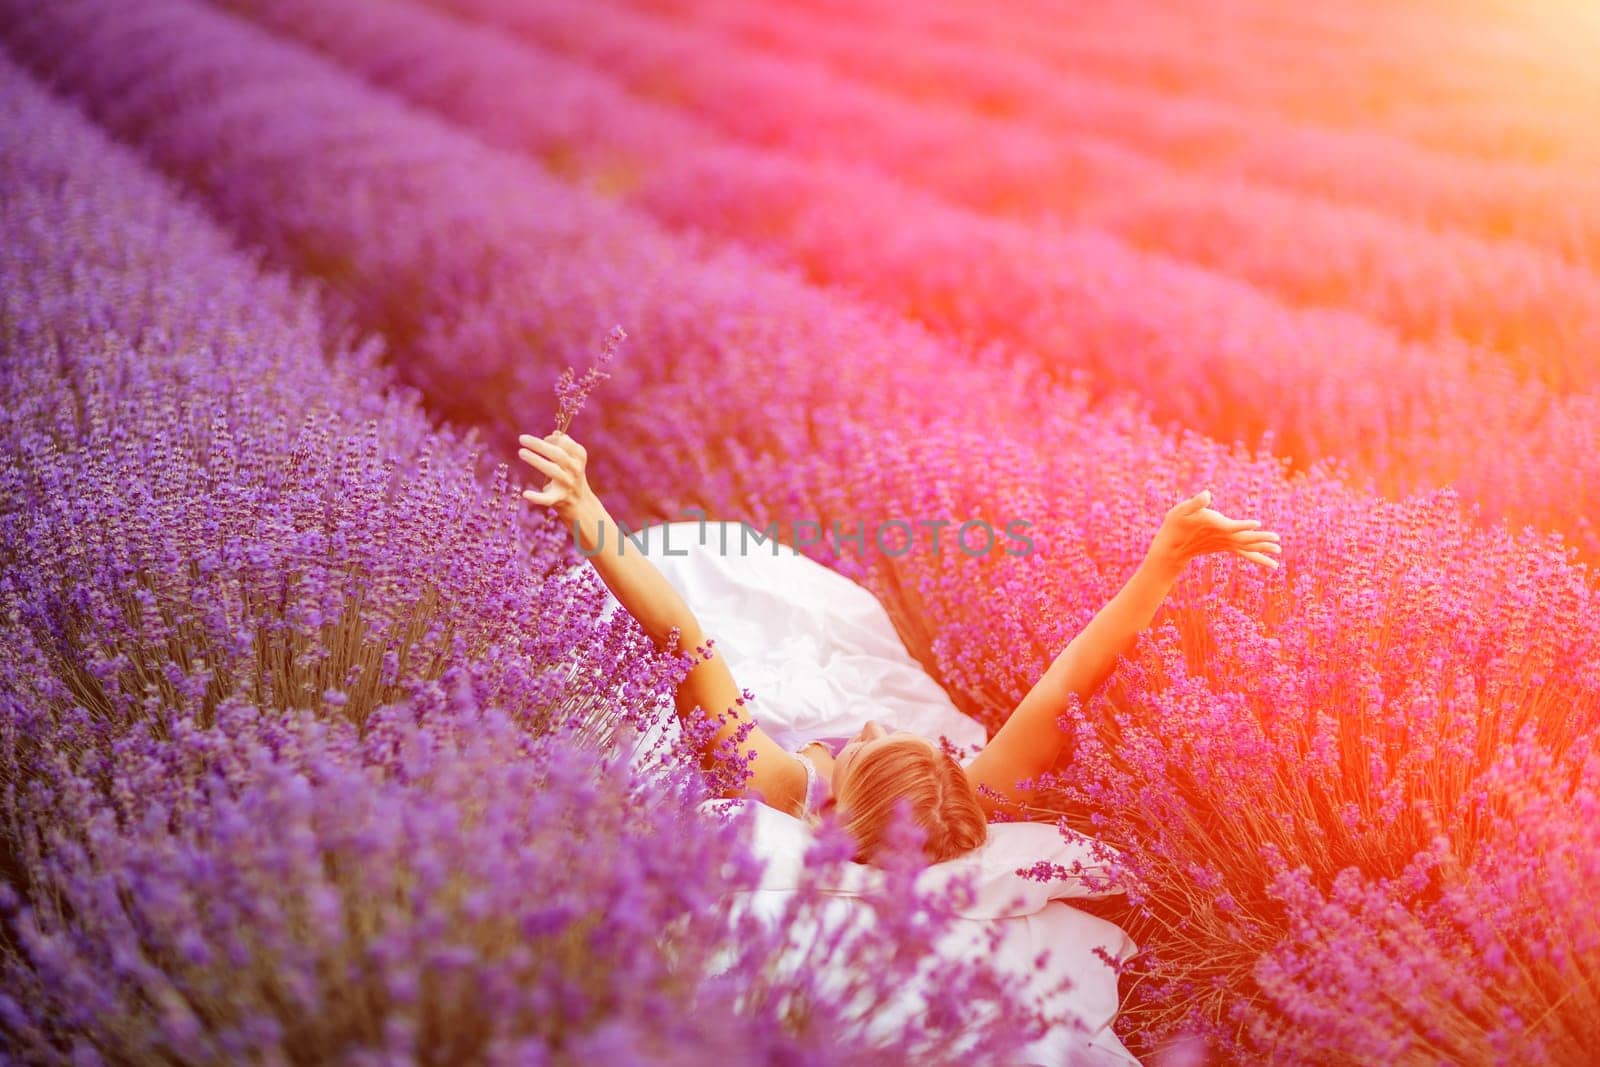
[444,0,1600,275]
[632,0,1600,385]
[219,0,1600,566]
[751,0,1600,179]
[6,1,1599,1059]
[0,52,1045,1064]
[475,0,1600,382]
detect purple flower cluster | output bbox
[1250,733,1600,1063]
[553,325,625,436]
[599,0,1600,336]
[0,54,1046,1062]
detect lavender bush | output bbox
[1,683,1053,1065]
[0,50,677,751]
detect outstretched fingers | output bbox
[1230,532,1282,568]
[1179,494,1283,569]
[1223,521,1282,569]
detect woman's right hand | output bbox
[1148,490,1281,571]
[517,431,595,522]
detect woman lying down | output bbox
[518,430,1281,1061]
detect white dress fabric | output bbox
[595,521,1142,1066]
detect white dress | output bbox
[592,520,1143,1067]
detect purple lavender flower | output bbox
[553,325,625,435]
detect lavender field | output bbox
[3,0,1599,1063]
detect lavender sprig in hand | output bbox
[554,325,626,434]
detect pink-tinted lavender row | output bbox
[236,0,1600,396]
[1251,735,1600,1063]
[768,0,1600,175]
[431,0,1600,372]
[224,0,1600,565]
[762,0,1600,178]
[10,3,1600,1057]
[0,54,1046,1062]
[600,0,1600,360]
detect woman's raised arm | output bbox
[518,432,804,811]
[965,490,1280,817]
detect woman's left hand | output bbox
[1148,490,1281,570]
[517,431,595,522]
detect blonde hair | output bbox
[830,736,987,865]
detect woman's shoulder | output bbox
[751,741,834,821]
[721,721,809,817]
[791,745,834,819]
